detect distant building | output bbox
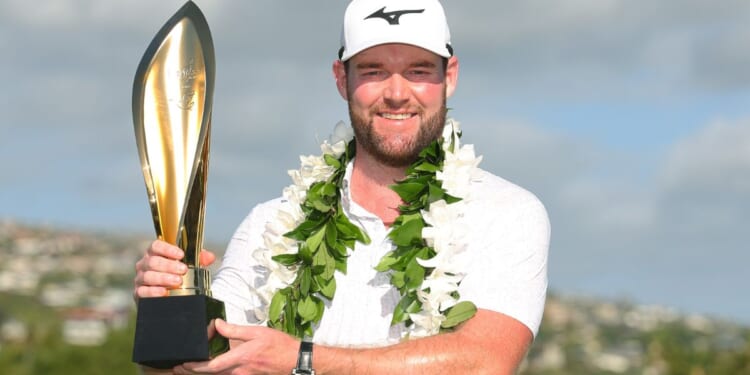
[61,307,129,346]
[1,319,29,343]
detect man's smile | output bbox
[379,112,416,120]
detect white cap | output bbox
[338,0,453,61]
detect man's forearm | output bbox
[317,330,482,374]
[315,309,532,375]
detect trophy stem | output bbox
[170,267,212,297]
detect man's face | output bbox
[334,43,458,167]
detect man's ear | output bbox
[332,60,348,100]
[445,56,459,98]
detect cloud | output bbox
[0,0,197,30]
[444,0,750,98]
[661,118,750,194]
[692,28,750,91]
[520,115,750,320]
[645,119,750,319]
[464,118,594,191]
[656,118,750,237]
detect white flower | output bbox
[418,199,469,326]
[408,309,444,338]
[442,118,461,151]
[321,121,353,156]
[332,121,354,145]
[295,155,335,188]
[417,248,468,277]
[421,201,469,257]
[437,144,482,199]
[419,275,463,311]
[281,186,307,211]
[421,200,454,248]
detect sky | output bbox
[1,0,748,324]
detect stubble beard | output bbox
[348,99,446,168]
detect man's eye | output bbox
[407,70,436,81]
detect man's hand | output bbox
[173,319,298,375]
[133,239,216,300]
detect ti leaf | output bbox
[374,251,399,272]
[298,296,318,323]
[272,253,299,266]
[441,301,477,329]
[317,276,336,299]
[300,267,312,295]
[268,289,287,324]
[404,258,426,289]
[391,182,427,202]
[305,226,326,253]
[389,218,424,247]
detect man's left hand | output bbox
[174,319,299,375]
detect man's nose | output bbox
[383,74,409,106]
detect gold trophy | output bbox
[131,1,228,368]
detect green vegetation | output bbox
[522,296,750,375]
[0,321,138,375]
[0,294,138,375]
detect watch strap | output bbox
[291,338,315,375]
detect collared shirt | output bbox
[212,163,550,347]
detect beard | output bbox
[348,99,447,168]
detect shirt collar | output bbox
[341,159,382,223]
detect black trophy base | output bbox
[132,294,230,369]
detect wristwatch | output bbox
[291,338,315,375]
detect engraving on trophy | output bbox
[173,59,203,110]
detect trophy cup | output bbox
[131,1,229,368]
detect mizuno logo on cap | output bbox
[365,7,425,25]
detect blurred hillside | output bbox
[0,219,748,374]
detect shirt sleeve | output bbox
[211,199,282,326]
[458,172,550,337]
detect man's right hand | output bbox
[133,239,216,300]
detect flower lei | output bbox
[252,118,482,339]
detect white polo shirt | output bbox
[212,165,550,347]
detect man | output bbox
[134,0,550,373]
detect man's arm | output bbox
[176,308,531,375]
[318,308,531,374]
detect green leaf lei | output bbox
[376,135,477,332]
[267,123,477,339]
[267,140,370,337]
